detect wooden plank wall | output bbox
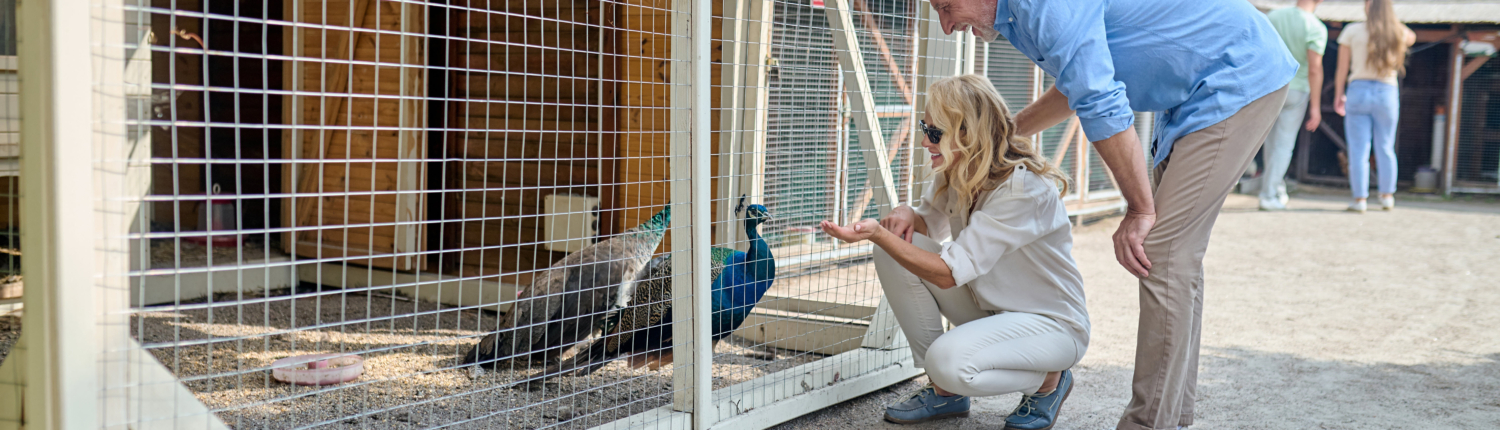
[440,0,616,279]
[615,0,723,246]
[284,0,427,270]
[439,0,726,280]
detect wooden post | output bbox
[393,0,427,271]
[1444,37,1464,196]
[17,0,101,426]
[727,0,775,248]
[1078,127,1089,199]
[668,0,696,414]
[669,0,715,425]
[717,0,748,247]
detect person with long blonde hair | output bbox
[821,75,1089,429]
[1334,0,1415,212]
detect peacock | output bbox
[526,202,776,384]
[461,206,670,369]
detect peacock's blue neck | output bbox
[743,220,774,288]
[707,218,777,341]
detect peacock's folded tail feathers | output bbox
[461,206,670,368]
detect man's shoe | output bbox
[883,384,970,424]
[1003,369,1074,430]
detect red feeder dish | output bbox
[270,353,365,386]
[185,184,240,246]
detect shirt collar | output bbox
[992,0,1014,30]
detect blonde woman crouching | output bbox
[820,75,1089,430]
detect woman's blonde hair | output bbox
[1364,0,1409,77]
[926,74,1069,213]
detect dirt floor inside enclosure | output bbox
[132,290,819,429]
[778,191,1500,430]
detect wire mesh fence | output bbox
[9,0,1141,429]
[1455,49,1500,192]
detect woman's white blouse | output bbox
[911,165,1091,349]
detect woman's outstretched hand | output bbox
[820,219,884,244]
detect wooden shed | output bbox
[1251,0,1500,195]
[137,0,742,302]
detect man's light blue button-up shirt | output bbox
[993,0,1298,165]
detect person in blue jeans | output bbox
[1333,0,1414,212]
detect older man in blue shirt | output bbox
[899,1,1297,429]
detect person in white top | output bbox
[1333,0,1415,212]
[820,75,1089,430]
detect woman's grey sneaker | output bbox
[1003,369,1074,430]
[1380,195,1395,211]
[883,384,970,424]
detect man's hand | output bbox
[1303,110,1321,132]
[880,205,919,243]
[1113,210,1156,278]
[820,219,884,244]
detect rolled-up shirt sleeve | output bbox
[939,194,1049,287]
[1017,0,1134,142]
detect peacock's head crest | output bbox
[744,204,771,227]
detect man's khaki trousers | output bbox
[1118,86,1289,430]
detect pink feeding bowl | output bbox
[270,353,365,386]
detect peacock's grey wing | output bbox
[461,265,558,366]
[606,254,671,353]
[529,257,637,356]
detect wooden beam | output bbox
[847,117,911,225]
[824,0,899,215]
[1075,124,1089,204]
[717,0,748,247]
[851,0,912,105]
[393,0,426,271]
[1051,117,1080,169]
[732,0,775,240]
[1444,37,1464,196]
[281,0,301,255]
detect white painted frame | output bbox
[7,0,229,428]
[668,0,715,422]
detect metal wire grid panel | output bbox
[1455,53,1500,192]
[0,0,17,306]
[974,40,1143,215]
[5,0,982,429]
[9,0,1159,428]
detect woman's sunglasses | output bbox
[919,120,943,144]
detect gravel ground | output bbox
[776,190,1500,430]
[134,289,818,429]
[150,237,281,269]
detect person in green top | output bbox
[1259,0,1328,211]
